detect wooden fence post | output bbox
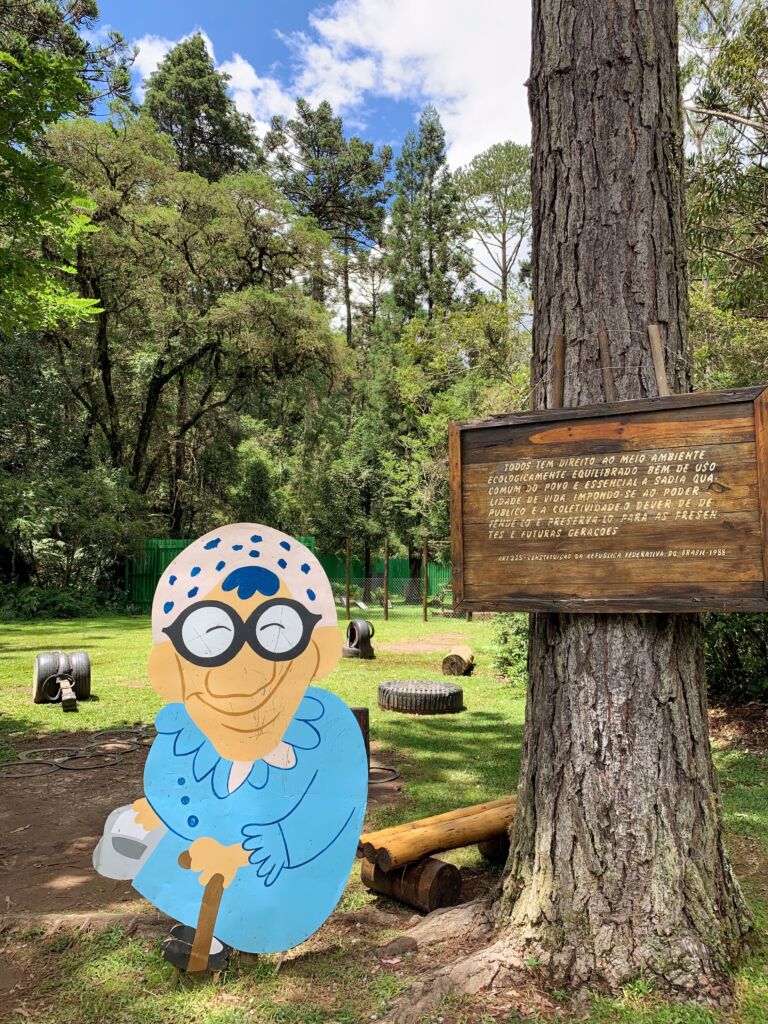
[345,538,351,620]
[647,324,671,398]
[422,539,429,623]
[383,537,389,621]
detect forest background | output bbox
[1,0,767,699]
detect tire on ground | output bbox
[32,651,69,704]
[377,680,464,715]
[69,651,91,699]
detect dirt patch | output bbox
[0,730,149,919]
[378,632,466,655]
[710,702,768,756]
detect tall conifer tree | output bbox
[387,105,471,319]
[265,99,391,342]
[143,33,256,181]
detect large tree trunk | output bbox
[386,4,751,1020]
[498,0,751,1000]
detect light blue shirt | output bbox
[133,687,367,953]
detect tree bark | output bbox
[386,5,752,1020]
[497,0,752,1000]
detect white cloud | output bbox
[218,54,295,137]
[295,0,532,165]
[129,2,532,166]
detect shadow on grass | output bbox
[373,709,523,820]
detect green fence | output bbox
[126,537,451,612]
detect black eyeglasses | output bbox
[163,599,322,667]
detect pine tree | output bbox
[143,33,256,181]
[387,105,472,319]
[265,99,391,341]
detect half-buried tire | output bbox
[378,680,464,715]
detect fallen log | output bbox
[361,856,461,913]
[441,645,475,676]
[369,798,517,872]
[358,796,515,862]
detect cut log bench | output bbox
[358,796,516,912]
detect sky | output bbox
[96,0,533,168]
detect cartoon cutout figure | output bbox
[94,525,368,968]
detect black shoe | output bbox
[162,925,231,972]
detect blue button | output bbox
[181,796,190,805]
[177,778,185,786]
[187,815,199,828]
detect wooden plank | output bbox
[461,402,757,465]
[598,330,617,402]
[449,387,768,614]
[648,324,671,398]
[453,386,764,433]
[753,389,768,596]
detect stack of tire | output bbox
[32,651,91,704]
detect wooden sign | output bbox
[449,387,768,613]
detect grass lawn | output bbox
[0,609,766,1024]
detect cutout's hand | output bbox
[187,837,250,889]
[242,823,289,887]
[132,798,162,832]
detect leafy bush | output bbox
[490,613,529,683]
[0,583,130,621]
[703,613,768,704]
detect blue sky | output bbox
[96,0,532,167]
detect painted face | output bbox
[148,526,342,761]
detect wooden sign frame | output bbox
[449,386,768,614]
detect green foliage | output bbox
[703,613,768,703]
[143,33,257,180]
[387,105,472,318]
[690,285,768,389]
[0,45,99,333]
[683,0,768,315]
[0,582,118,620]
[489,613,529,682]
[43,112,338,532]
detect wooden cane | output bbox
[178,850,225,974]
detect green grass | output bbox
[0,610,766,1024]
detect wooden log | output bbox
[373,798,517,872]
[358,796,516,861]
[477,833,511,864]
[361,856,461,913]
[442,644,475,676]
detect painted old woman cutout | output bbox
[94,525,367,968]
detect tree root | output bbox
[385,938,526,1024]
